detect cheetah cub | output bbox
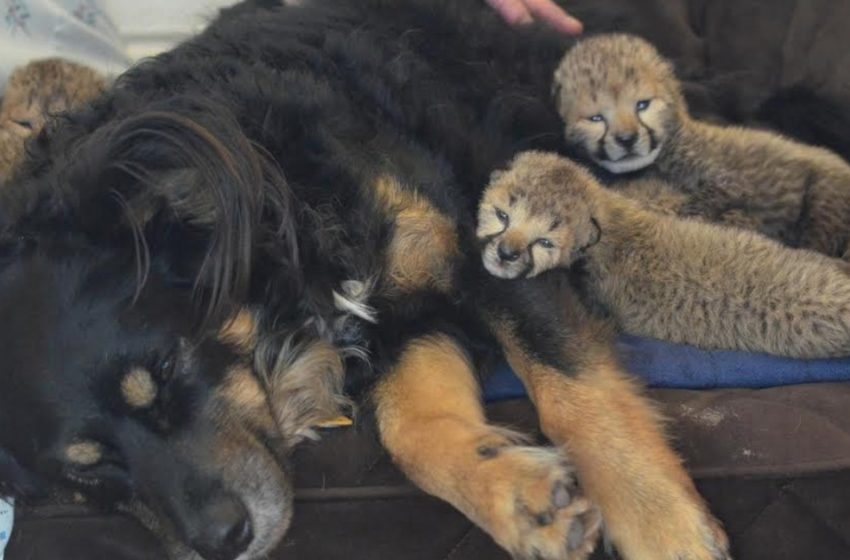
[477,151,850,359]
[1,58,106,182]
[553,33,850,259]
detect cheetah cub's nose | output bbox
[497,242,521,262]
[615,132,638,149]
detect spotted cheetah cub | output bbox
[1,58,105,182]
[478,151,850,359]
[553,33,850,259]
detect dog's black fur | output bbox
[1,1,849,559]
[0,3,578,558]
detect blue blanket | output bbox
[483,334,850,402]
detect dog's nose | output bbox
[497,242,521,262]
[615,132,638,149]
[192,498,253,560]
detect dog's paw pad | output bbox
[479,446,601,560]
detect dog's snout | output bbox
[497,241,521,262]
[615,132,638,149]
[192,497,253,560]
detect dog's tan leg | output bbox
[374,334,602,560]
[496,324,730,560]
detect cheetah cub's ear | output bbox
[553,33,686,174]
[477,151,599,279]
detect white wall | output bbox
[104,0,238,59]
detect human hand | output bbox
[485,0,583,35]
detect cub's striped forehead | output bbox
[558,34,672,85]
[554,33,682,115]
[488,152,596,206]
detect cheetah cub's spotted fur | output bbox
[554,33,850,259]
[478,151,850,359]
[1,58,106,182]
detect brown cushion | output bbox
[292,383,850,492]
[282,385,850,560]
[10,384,850,559]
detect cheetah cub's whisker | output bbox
[554,33,850,259]
[477,151,850,359]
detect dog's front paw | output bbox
[664,509,730,560]
[604,483,731,560]
[476,446,602,560]
[658,510,730,560]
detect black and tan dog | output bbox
[0,2,740,559]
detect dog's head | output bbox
[553,34,686,174]
[0,244,295,560]
[0,95,345,560]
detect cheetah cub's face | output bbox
[1,58,105,138]
[477,151,600,279]
[554,34,685,174]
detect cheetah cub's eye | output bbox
[588,114,605,123]
[11,119,33,130]
[636,99,651,112]
[537,238,555,249]
[495,208,509,224]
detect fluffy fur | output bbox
[0,2,792,559]
[0,58,105,182]
[477,161,600,280]
[554,33,850,259]
[482,151,850,358]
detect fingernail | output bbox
[564,16,584,35]
[516,13,534,25]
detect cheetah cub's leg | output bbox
[496,324,731,560]
[374,334,602,559]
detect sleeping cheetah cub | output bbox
[553,33,850,259]
[477,151,850,359]
[1,58,105,182]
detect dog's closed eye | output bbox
[65,440,103,466]
[64,440,128,489]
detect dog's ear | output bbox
[49,96,297,321]
[0,447,44,499]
